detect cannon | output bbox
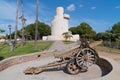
[24,39,99,75]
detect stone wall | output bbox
[0,53,120,80]
[0,51,54,71]
[96,58,113,76]
[94,56,120,80]
[43,34,79,41]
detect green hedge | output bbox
[102,41,120,49]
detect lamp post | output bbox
[8,25,11,43]
[8,25,13,51]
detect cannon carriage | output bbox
[24,39,99,75]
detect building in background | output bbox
[0,34,6,43]
[43,7,79,41]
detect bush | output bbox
[102,41,120,49]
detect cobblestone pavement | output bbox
[0,56,102,80]
[98,51,120,63]
[0,41,108,80]
[49,41,78,53]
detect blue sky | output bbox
[0,0,120,34]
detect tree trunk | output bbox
[21,0,25,46]
[14,0,18,49]
[34,0,39,49]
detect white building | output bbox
[51,7,69,36]
[43,7,79,41]
[0,34,6,43]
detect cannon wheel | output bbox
[66,59,80,75]
[76,48,98,70]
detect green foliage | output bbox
[69,22,96,39]
[25,22,51,39]
[24,23,35,39]
[96,22,120,42]
[63,41,75,44]
[77,22,96,38]
[0,29,5,33]
[0,41,53,60]
[62,32,72,41]
[112,22,120,33]
[96,32,118,41]
[96,32,111,41]
[102,41,120,49]
[69,27,78,34]
[0,29,6,39]
[10,21,51,40]
[94,45,120,54]
[38,22,51,38]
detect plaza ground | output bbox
[0,41,120,80]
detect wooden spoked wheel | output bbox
[76,48,97,70]
[66,59,80,75]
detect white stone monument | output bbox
[42,7,79,41]
[51,7,69,36]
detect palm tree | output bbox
[34,0,39,49]
[14,0,18,48]
[20,0,26,46]
[63,31,72,41]
[0,29,5,33]
[0,29,5,39]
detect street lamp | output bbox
[8,25,11,42]
[8,25,13,51]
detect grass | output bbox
[0,41,53,60]
[63,40,75,44]
[93,45,120,54]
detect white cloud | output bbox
[91,7,96,10]
[67,4,75,11]
[0,0,16,33]
[0,0,53,34]
[115,6,120,9]
[79,4,83,8]
[0,1,16,21]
